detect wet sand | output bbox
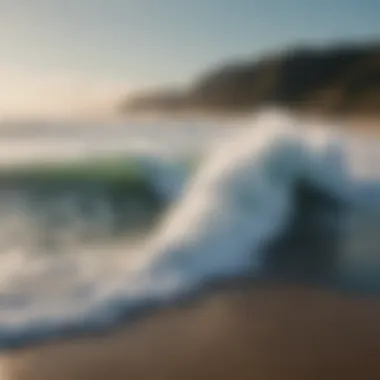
[1,283,380,380]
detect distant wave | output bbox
[0,111,380,350]
[0,154,188,258]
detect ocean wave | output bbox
[0,111,380,350]
[0,154,190,255]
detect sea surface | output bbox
[0,110,379,350]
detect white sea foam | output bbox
[0,111,379,349]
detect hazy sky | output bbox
[0,0,379,118]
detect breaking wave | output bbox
[0,111,380,350]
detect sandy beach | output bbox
[1,282,380,380]
[0,0,379,377]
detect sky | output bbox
[0,0,379,118]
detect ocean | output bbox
[0,110,379,350]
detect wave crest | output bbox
[0,111,379,350]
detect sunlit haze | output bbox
[0,0,379,118]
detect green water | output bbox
[0,156,172,255]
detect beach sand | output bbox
[1,283,380,380]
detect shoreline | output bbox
[2,280,380,379]
[1,268,376,353]
[0,113,380,378]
